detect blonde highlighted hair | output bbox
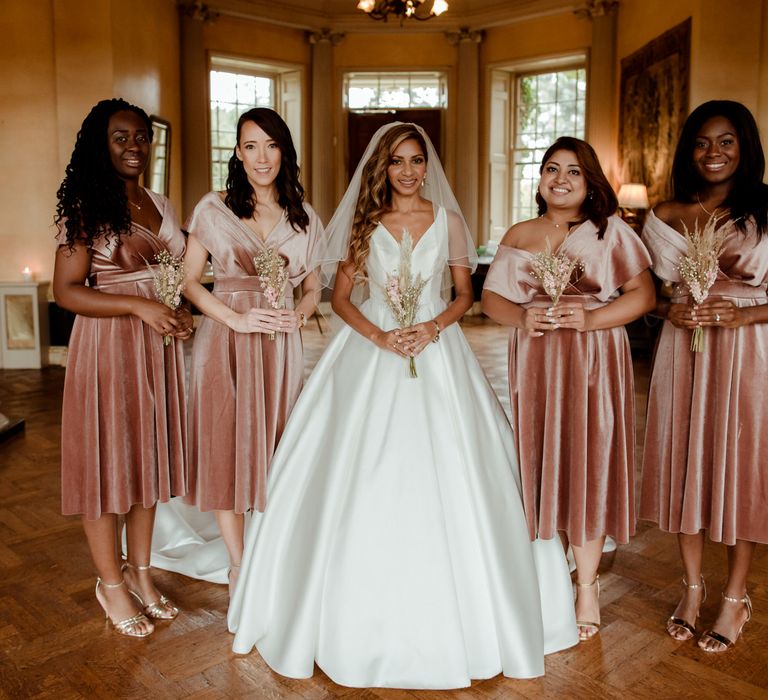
[349,124,428,282]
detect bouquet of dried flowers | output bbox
[383,230,428,378]
[145,250,185,346]
[529,239,583,307]
[677,212,732,352]
[254,248,289,340]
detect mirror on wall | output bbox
[146,115,171,196]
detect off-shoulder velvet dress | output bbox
[185,193,324,513]
[60,190,187,520]
[483,215,652,546]
[640,210,768,545]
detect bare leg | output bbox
[698,539,755,651]
[82,514,153,635]
[122,504,169,607]
[667,531,706,640]
[572,536,604,640]
[215,510,245,594]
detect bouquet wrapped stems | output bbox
[144,251,185,346]
[254,249,289,341]
[677,213,732,352]
[383,230,428,378]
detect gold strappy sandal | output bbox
[122,562,179,620]
[95,578,154,637]
[575,575,601,641]
[667,575,706,641]
[698,592,753,653]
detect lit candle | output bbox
[21,266,33,281]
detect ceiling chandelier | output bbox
[356,0,449,22]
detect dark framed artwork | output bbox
[146,115,171,196]
[619,19,690,206]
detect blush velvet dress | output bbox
[483,215,652,546]
[640,211,768,545]
[59,190,187,519]
[226,207,579,689]
[185,193,325,514]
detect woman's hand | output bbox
[172,307,194,340]
[550,303,592,332]
[226,308,291,334]
[131,298,182,336]
[371,328,410,357]
[521,304,588,336]
[690,298,746,329]
[667,302,699,328]
[399,321,439,356]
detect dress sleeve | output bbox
[641,211,686,283]
[599,216,652,292]
[303,203,327,276]
[185,194,218,254]
[483,245,534,304]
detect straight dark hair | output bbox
[671,100,768,237]
[225,108,309,232]
[535,136,617,239]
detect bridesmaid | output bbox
[183,108,324,593]
[482,137,655,641]
[53,98,192,637]
[640,100,768,652]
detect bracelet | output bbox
[431,319,441,343]
[298,312,306,328]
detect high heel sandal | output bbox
[95,578,154,638]
[121,562,179,620]
[698,592,753,653]
[667,575,706,641]
[575,575,601,641]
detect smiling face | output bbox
[693,115,740,186]
[387,138,427,197]
[538,149,587,212]
[235,121,282,189]
[107,110,150,180]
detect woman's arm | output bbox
[331,259,409,357]
[182,236,283,335]
[53,243,181,336]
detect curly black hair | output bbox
[671,100,768,237]
[55,98,153,250]
[225,108,309,232]
[535,136,617,240]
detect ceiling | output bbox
[202,0,581,33]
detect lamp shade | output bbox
[617,183,649,209]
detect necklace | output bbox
[127,189,145,212]
[540,214,571,230]
[696,193,719,218]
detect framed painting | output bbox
[619,19,690,206]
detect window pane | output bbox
[510,67,587,224]
[345,71,447,111]
[209,68,277,190]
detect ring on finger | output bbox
[715,313,721,322]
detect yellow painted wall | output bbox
[0,0,181,285]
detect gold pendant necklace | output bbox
[696,193,719,218]
[128,189,145,212]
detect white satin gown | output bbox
[225,208,578,688]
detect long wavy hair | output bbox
[671,100,768,237]
[349,124,428,282]
[225,108,309,232]
[535,136,617,239]
[55,98,153,249]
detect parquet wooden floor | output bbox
[0,318,766,699]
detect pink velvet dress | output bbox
[484,215,652,546]
[640,210,768,545]
[60,190,187,520]
[185,193,325,513]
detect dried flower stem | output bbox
[254,248,289,340]
[144,251,185,346]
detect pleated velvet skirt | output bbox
[640,289,768,545]
[185,278,303,513]
[510,295,636,546]
[60,277,187,519]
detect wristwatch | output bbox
[298,312,307,328]
[431,319,441,343]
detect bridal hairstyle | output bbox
[535,136,617,240]
[671,100,768,236]
[225,107,309,232]
[55,98,153,250]
[349,124,428,282]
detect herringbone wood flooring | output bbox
[0,318,766,699]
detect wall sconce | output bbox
[617,183,649,231]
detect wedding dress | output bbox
[226,206,578,688]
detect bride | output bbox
[227,122,578,689]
